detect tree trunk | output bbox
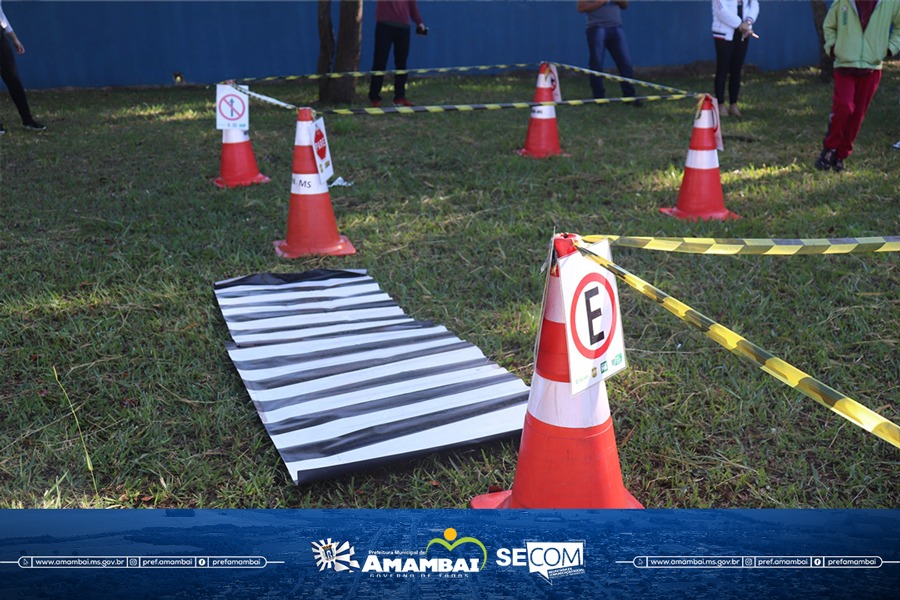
[317,0,362,104]
[316,0,336,100]
[810,0,833,81]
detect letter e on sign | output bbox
[558,239,628,393]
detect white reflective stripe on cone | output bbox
[695,109,716,129]
[527,373,612,428]
[291,172,328,195]
[530,105,557,120]
[295,120,314,146]
[685,149,719,170]
[222,128,250,144]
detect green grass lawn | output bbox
[1,63,897,509]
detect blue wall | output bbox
[4,1,821,90]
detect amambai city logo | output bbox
[311,538,360,572]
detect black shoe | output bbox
[832,157,844,173]
[0,123,5,135]
[814,148,836,171]
[629,99,644,108]
[23,120,46,131]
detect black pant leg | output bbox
[369,22,393,101]
[0,35,33,122]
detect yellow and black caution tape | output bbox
[574,242,900,450]
[235,85,299,111]
[319,94,695,116]
[584,235,900,255]
[230,82,694,115]
[233,62,695,97]
[555,62,694,96]
[232,63,539,84]
[227,61,699,114]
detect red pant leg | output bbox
[824,70,882,159]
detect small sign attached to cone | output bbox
[558,238,627,393]
[216,84,250,130]
[311,117,334,184]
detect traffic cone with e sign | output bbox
[517,63,563,158]
[471,233,641,509]
[212,128,271,189]
[274,108,355,258]
[660,95,738,220]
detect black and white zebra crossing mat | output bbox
[214,269,529,484]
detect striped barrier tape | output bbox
[583,235,900,255]
[555,62,694,96]
[228,83,695,115]
[573,241,900,450]
[233,63,540,84]
[317,94,695,116]
[232,62,694,95]
[235,85,298,110]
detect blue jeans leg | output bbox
[586,26,608,99]
[604,26,636,98]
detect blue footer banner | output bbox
[1,509,897,599]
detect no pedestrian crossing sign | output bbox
[216,84,249,130]
[558,239,627,393]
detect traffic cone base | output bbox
[517,106,563,158]
[660,165,738,220]
[471,412,642,509]
[659,205,739,221]
[212,129,270,189]
[469,489,512,509]
[213,172,270,189]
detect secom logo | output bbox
[496,541,586,584]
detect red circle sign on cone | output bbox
[314,128,328,161]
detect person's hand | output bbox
[8,33,25,54]
[416,23,428,36]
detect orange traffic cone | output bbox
[660,95,738,220]
[517,63,563,158]
[274,108,355,258]
[212,128,271,189]
[471,233,641,509]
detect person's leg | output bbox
[585,26,607,99]
[392,26,412,101]
[0,34,35,124]
[823,70,858,155]
[835,70,882,160]
[605,26,636,98]
[727,36,750,106]
[369,22,393,102]
[713,37,734,106]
